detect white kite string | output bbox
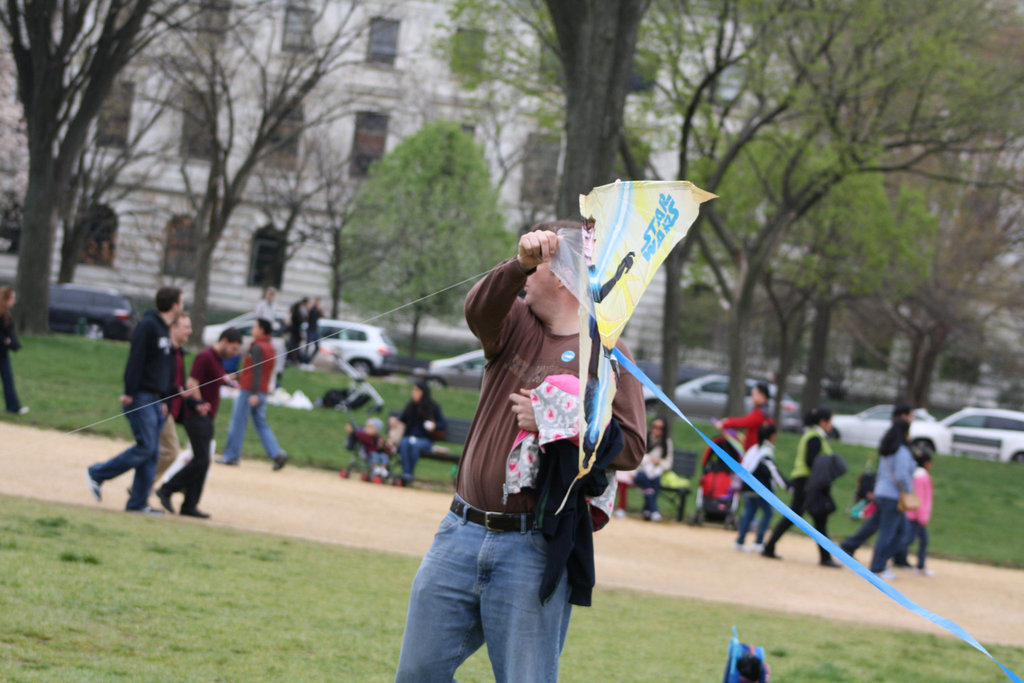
[1,268,492,455]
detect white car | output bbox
[831,405,936,448]
[643,373,802,432]
[313,318,397,376]
[909,407,1024,463]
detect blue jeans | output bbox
[88,391,164,510]
[0,353,21,412]
[633,471,662,513]
[398,436,434,483]
[869,496,908,573]
[736,492,773,545]
[395,500,572,682]
[902,520,929,569]
[221,390,282,463]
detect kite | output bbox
[549,179,716,510]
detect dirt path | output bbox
[2,421,1023,649]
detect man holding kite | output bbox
[394,223,646,682]
[396,181,714,682]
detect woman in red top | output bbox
[715,382,771,452]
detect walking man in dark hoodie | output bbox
[87,286,183,514]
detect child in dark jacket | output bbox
[345,417,393,482]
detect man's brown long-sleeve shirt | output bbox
[456,258,646,513]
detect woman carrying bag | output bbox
[868,413,917,580]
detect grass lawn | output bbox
[4,334,1024,568]
[1,495,1021,682]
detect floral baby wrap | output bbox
[503,374,616,522]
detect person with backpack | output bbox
[761,408,839,566]
[734,423,787,552]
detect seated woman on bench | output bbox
[614,418,673,521]
[394,381,447,486]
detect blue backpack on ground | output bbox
[723,626,770,683]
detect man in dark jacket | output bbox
[87,286,183,514]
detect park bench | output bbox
[420,417,473,485]
[660,449,698,522]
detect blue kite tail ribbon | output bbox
[612,348,1022,683]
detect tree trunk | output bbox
[329,229,342,319]
[191,235,216,346]
[771,305,807,426]
[725,302,750,416]
[547,0,644,218]
[659,232,697,423]
[801,297,833,411]
[408,310,421,359]
[57,221,88,284]
[725,260,756,415]
[14,153,58,333]
[904,328,945,407]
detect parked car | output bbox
[416,349,486,389]
[831,404,936,448]
[634,360,710,386]
[202,311,287,378]
[643,373,802,432]
[909,407,1024,463]
[48,283,137,340]
[313,319,397,376]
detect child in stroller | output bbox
[342,416,395,483]
[689,433,744,528]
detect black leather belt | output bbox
[450,498,536,532]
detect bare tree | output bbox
[1,0,187,332]
[845,158,1024,407]
[57,79,172,282]
[151,0,366,340]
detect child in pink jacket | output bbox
[902,451,934,576]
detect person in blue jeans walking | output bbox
[218,318,288,470]
[734,423,788,552]
[86,286,182,514]
[395,225,646,682]
[869,414,916,580]
[395,381,446,486]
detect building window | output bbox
[248,226,285,289]
[198,1,231,46]
[367,17,399,65]
[163,214,197,278]
[266,106,303,170]
[350,111,388,177]
[78,204,118,266]
[181,90,214,161]
[282,4,314,52]
[96,81,134,148]
[451,27,485,75]
[520,133,560,207]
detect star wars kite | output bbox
[549,179,716,510]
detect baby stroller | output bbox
[320,377,390,482]
[689,434,743,529]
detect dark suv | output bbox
[48,284,137,340]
